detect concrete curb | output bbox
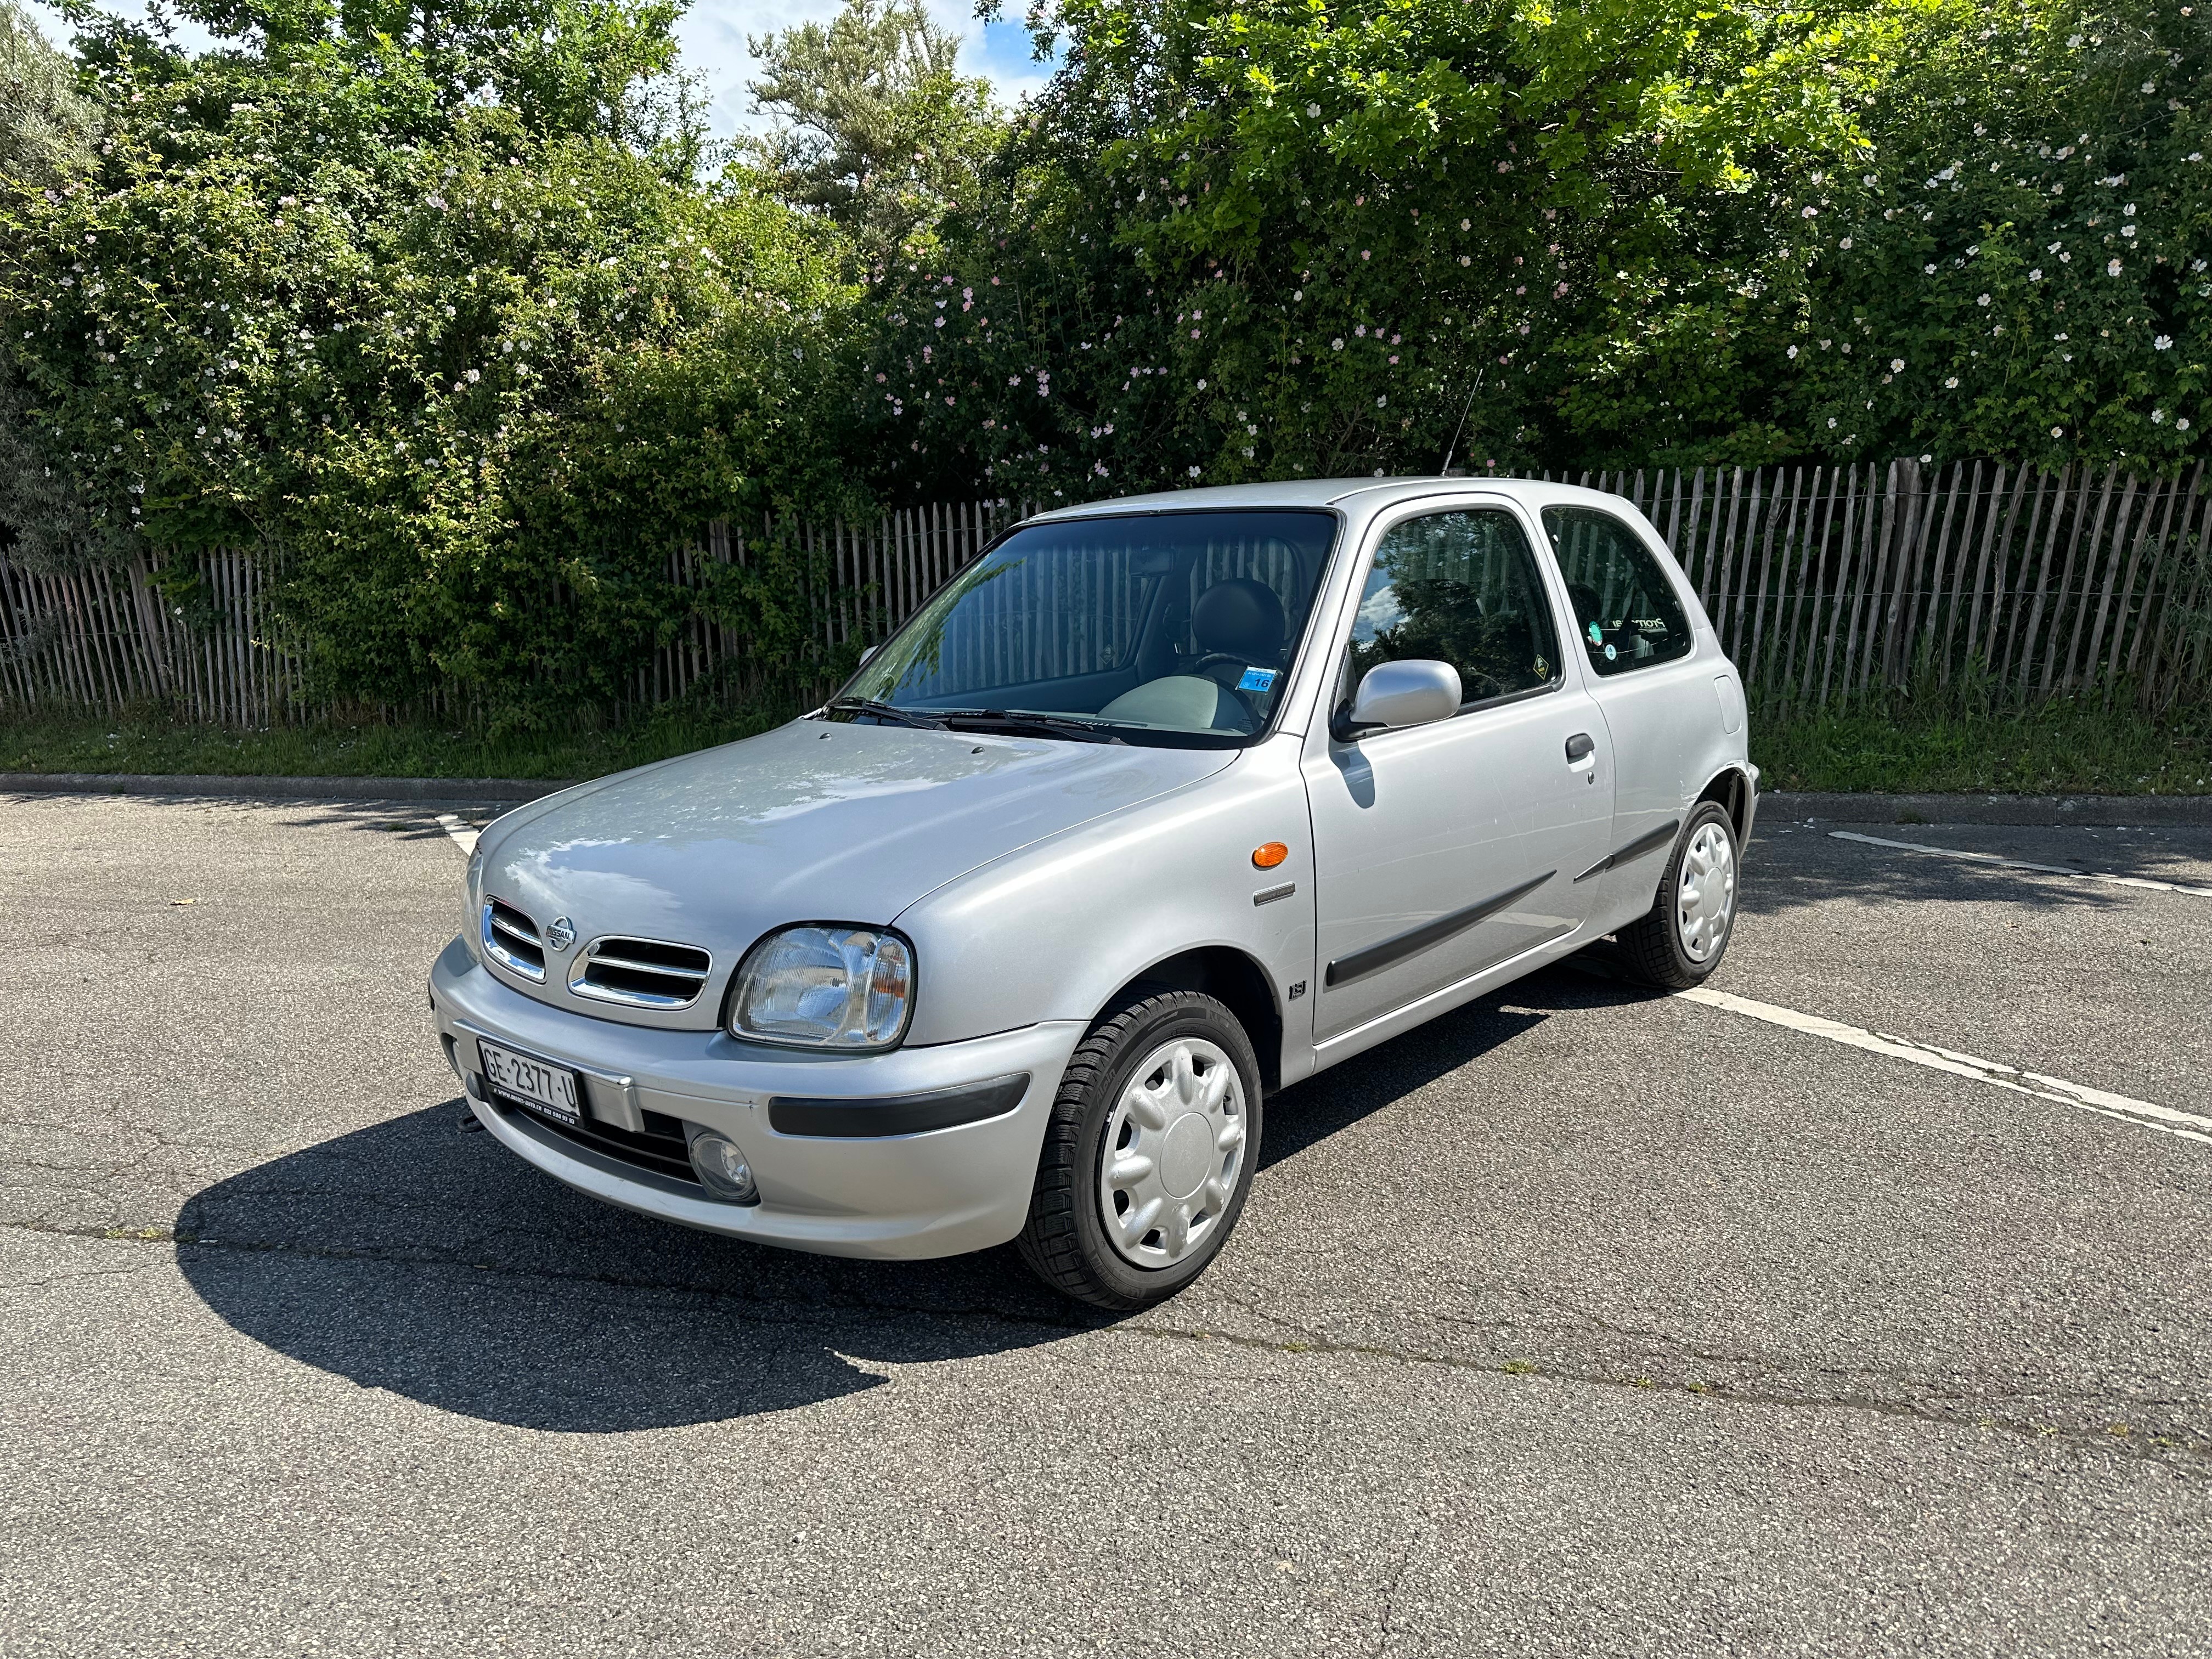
[5,772,2210,826]
[1760,791,2212,827]
[0,771,564,805]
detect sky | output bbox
[16,0,1057,137]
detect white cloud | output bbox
[19,0,1056,140]
[689,2,1054,137]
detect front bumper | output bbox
[428,936,1082,1260]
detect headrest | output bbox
[1192,577,1286,661]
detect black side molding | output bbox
[1325,870,1556,990]
[769,1073,1030,1139]
[1575,817,1681,883]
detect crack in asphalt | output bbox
[7,1216,2207,1470]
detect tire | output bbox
[1617,800,1740,990]
[1017,990,1262,1311]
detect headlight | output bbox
[726,926,914,1051]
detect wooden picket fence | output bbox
[3,463,2208,724]
[1538,458,2212,709]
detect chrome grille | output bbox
[569,936,712,1009]
[481,898,546,981]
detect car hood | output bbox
[475,719,1235,1025]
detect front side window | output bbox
[1542,507,1695,677]
[1348,509,1562,707]
[836,510,1339,746]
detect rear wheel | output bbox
[1618,800,1739,990]
[1017,990,1261,1311]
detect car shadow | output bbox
[175,981,1585,1432]
[1737,827,2151,921]
[173,1101,1104,1432]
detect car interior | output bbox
[861,511,1340,737]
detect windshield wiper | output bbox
[932,708,1127,744]
[824,697,946,730]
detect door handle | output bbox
[1565,732,1595,763]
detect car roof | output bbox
[1020,476,1645,529]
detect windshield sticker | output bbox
[1237,667,1278,692]
[1604,642,1618,661]
[1587,621,1605,645]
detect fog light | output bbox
[687,1129,760,1205]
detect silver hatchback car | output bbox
[429,478,1755,1307]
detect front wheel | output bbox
[1017,990,1262,1311]
[1617,800,1740,990]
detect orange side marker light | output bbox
[1252,842,1290,870]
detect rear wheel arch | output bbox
[1105,946,1283,1095]
[1695,765,1753,845]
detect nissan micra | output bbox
[429,479,1755,1308]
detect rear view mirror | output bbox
[1338,659,1461,740]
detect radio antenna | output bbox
[1438,370,1483,476]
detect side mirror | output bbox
[1338,659,1462,740]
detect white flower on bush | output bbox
[2154,409,2168,424]
[2154,335,2174,350]
[1944,376,1959,388]
[2029,268,2042,281]
[1890,358,1904,372]
[1307,103,1321,118]
[2059,251,2071,263]
[1188,466,1201,478]
[2108,258,2124,275]
[1839,237,1852,250]
[1801,206,1818,218]
[1787,345,1798,359]
[2051,426,2064,438]
[1827,416,1838,428]
[1331,338,1344,351]
[1977,293,1991,306]
[1924,263,1937,274]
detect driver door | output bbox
[1302,503,1615,1045]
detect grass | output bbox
[0,701,784,782]
[1751,691,2212,796]
[3,689,2208,796]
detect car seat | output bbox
[1189,577,1286,688]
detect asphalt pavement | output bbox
[3,788,2209,1656]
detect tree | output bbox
[746,0,1004,270]
[0,0,864,716]
[1,0,98,183]
[1,1,105,573]
[854,0,2210,501]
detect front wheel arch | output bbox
[1101,945,1283,1096]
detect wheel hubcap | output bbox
[1099,1037,1247,1268]
[1675,821,1737,962]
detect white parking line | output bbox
[434,814,478,856]
[1677,985,2212,1147]
[1830,830,2212,899]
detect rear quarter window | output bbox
[1542,506,1695,677]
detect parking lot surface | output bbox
[3,788,2209,1656]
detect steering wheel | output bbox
[1190,652,1254,675]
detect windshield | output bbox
[831,510,1340,746]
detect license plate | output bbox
[478,1039,582,1126]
